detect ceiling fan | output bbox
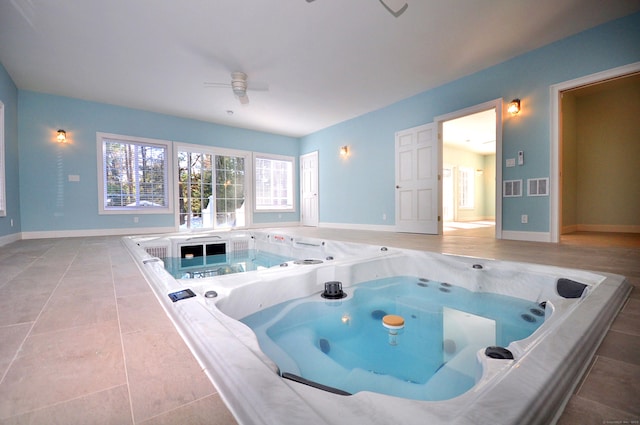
[306,0,408,18]
[204,71,254,105]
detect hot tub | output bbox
[124,230,630,425]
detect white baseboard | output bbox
[501,230,552,243]
[319,222,396,232]
[250,221,300,229]
[21,226,176,240]
[0,232,22,247]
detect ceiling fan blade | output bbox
[306,0,407,17]
[378,0,408,17]
[238,94,250,105]
[203,82,231,88]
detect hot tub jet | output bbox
[321,281,347,299]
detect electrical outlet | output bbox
[133,216,139,223]
[506,158,516,167]
[521,214,528,224]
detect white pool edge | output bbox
[123,233,631,425]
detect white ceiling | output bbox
[1,0,638,138]
[443,109,496,155]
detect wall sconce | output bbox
[507,99,521,116]
[56,129,67,143]
[339,145,349,157]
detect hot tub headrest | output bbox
[557,278,588,299]
[484,346,514,360]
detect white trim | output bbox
[549,61,640,243]
[96,132,174,215]
[501,230,551,242]
[0,232,21,247]
[321,222,396,232]
[299,151,319,227]
[173,142,254,230]
[21,226,176,240]
[253,152,297,213]
[0,101,6,217]
[250,221,301,229]
[435,98,503,239]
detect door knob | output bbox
[396,185,400,189]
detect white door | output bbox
[395,123,439,234]
[300,151,319,226]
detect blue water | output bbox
[242,276,545,401]
[163,250,292,279]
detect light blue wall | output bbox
[8,12,640,236]
[18,91,299,232]
[301,12,640,233]
[0,62,20,237]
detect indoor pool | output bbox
[243,275,545,400]
[124,230,631,425]
[163,250,292,279]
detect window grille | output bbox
[255,155,295,211]
[458,167,475,209]
[98,133,171,214]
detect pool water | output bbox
[242,276,545,401]
[163,250,292,279]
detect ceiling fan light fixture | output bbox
[231,72,248,97]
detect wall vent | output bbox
[528,178,549,196]
[503,180,522,197]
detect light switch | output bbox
[518,151,524,165]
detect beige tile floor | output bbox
[0,229,637,425]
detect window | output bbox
[0,101,5,217]
[458,167,474,209]
[97,133,172,214]
[254,154,295,211]
[177,145,248,230]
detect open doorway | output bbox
[550,62,640,242]
[559,72,640,237]
[441,108,497,238]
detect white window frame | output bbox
[174,142,252,230]
[253,152,296,212]
[96,132,174,214]
[0,101,5,217]
[458,167,475,209]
